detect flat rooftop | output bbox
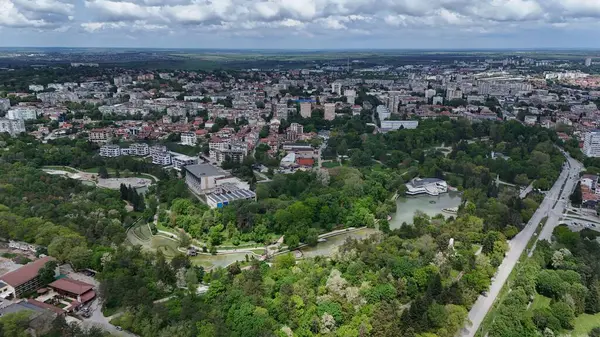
[186,163,226,178]
[409,178,445,188]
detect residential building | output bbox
[380,120,419,132]
[446,88,463,100]
[0,256,57,299]
[285,123,304,141]
[344,89,356,104]
[129,143,149,156]
[300,102,312,118]
[324,103,336,121]
[150,145,168,156]
[99,144,121,157]
[586,58,593,67]
[432,96,444,105]
[425,89,436,99]
[181,132,197,146]
[114,75,132,86]
[0,118,26,136]
[8,107,38,120]
[172,155,198,171]
[28,85,44,92]
[376,105,390,121]
[0,98,10,112]
[387,93,402,114]
[152,151,172,166]
[290,122,304,134]
[210,142,247,165]
[88,129,111,143]
[185,164,228,194]
[524,115,537,126]
[584,131,600,157]
[331,82,342,95]
[272,103,289,120]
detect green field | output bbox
[528,294,551,313]
[322,161,341,168]
[568,313,600,337]
[151,236,181,258]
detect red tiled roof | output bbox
[296,158,315,166]
[0,256,55,287]
[49,278,94,296]
[80,290,96,303]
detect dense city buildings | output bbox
[584,131,600,157]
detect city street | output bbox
[461,152,583,337]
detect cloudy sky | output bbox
[1,0,600,49]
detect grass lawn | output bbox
[322,161,341,168]
[528,294,551,313]
[133,224,152,241]
[156,223,178,235]
[251,249,266,255]
[151,236,181,258]
[567,313,600,337]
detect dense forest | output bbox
[110,208,508,337]
[486,226,600,337]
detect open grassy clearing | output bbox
[566,313,600,337]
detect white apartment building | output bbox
[209,142,248,165]
[425,89,436,99]
[181,132,197,146]
[324,103,336,121]
[0,98,10,112]
[344,89,356,104]
[331,82,342,95]
[172,155,198,171]
[129,143,149,156]
[89,129,111,143]
[376,105,390,121]
[28,85,44,92]
[272,103,289,120]
[446,88,463,100]
[99,145,121,157]
[0,118,26,136]
[584,131,600,157]
[149,145,168,156]
[7,107,38,120]
[290,123,304,134]
[152,151,172,166]
[114,76,133,86]
[300,102,312,118]
[386,92,402,114]
[380,120,419,132]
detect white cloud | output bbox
[2,0,600,48]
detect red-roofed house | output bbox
[296,158,315,167]
[0,256,57,299]
[48,278,96,309]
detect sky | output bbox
[2,0,600,49]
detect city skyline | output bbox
[2,0,600,49]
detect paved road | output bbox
[80,299,138,337]
[461,152,582,337]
